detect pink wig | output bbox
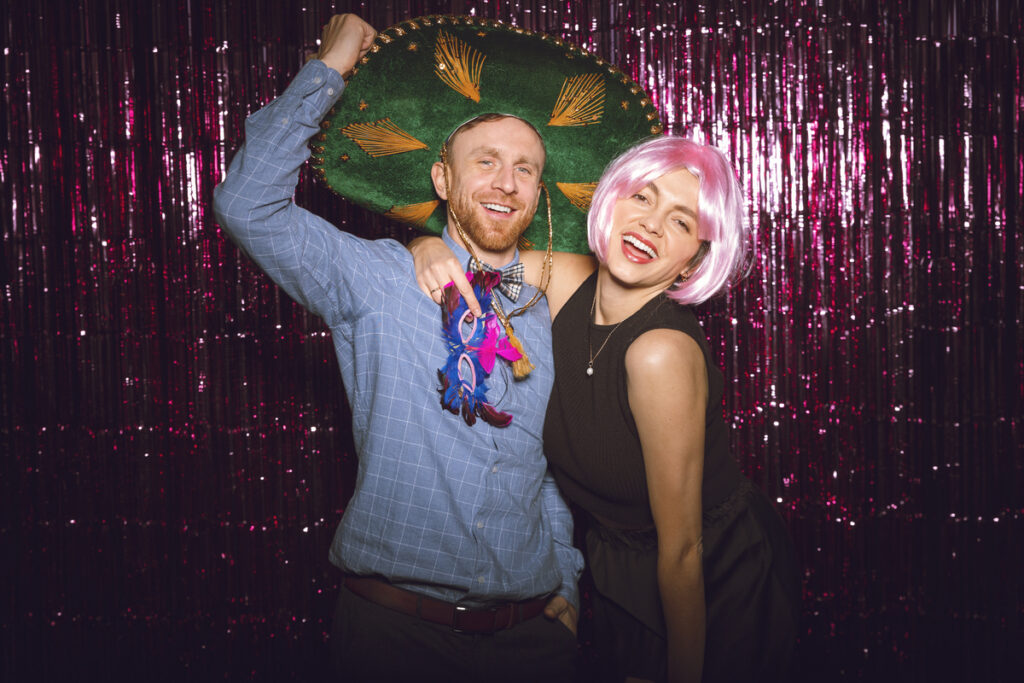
[587,136,752,305]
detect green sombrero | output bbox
[310,15,662,254]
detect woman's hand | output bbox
[409,236,481,317]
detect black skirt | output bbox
[585,478,800,683]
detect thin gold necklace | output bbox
[587,288,667,376]
[586,291,627,377]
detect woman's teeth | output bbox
[623,234,656,258]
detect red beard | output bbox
[448,189,533,253]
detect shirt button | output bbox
[491,466,498,473]
[476,521,484,529]
[313,76,322,84]
[478,576,486,584]
[327,87,335,96]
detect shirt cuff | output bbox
[286,59,347,107]
[557,584,580,612]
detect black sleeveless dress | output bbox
[543,273,799,682]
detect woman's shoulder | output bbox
[625,300,707,377]
[627,326,704,371]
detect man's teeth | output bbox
[623,234,656,258]
[482,203,512,214]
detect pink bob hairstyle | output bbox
[587,136,752,305]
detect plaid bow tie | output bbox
[479,262,525,302]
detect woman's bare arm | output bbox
[410,235,596,320]
[518,250,595,319]
[626,329,708,683]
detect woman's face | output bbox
[605,167,705,294]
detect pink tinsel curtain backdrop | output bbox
[2,1,1021,681]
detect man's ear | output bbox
[431,162,448,200]
[530,180,544,214]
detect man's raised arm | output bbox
[211,15,377,322]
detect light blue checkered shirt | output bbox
[213,60,582,608]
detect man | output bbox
[214,14,581,682]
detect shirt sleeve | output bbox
[212,59,398,328]
[541,469,585,609]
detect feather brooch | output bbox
[437,271,522,427]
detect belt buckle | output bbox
[451,603,499,633]
[451,604,472,633]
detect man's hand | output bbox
[543,595,578,636]
[314,14,376,77]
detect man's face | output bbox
[432,117,546,258]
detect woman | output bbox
[413,136,800,682]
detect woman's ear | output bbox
[683,240,711,278]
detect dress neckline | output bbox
[587,275,669,330]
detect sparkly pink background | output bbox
[3,1,1021,681]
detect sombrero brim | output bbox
[310,15,662,254]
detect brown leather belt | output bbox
[343,575,548,634]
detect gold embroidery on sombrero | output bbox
[311,15,663,253]
[548,73,605,127]
[556,182,598,212]
[384,200,441,227]
[340,119,429,157]
[434,30,485,102]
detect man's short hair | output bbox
[444,113,547,171]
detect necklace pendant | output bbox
[586,365,594,377]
